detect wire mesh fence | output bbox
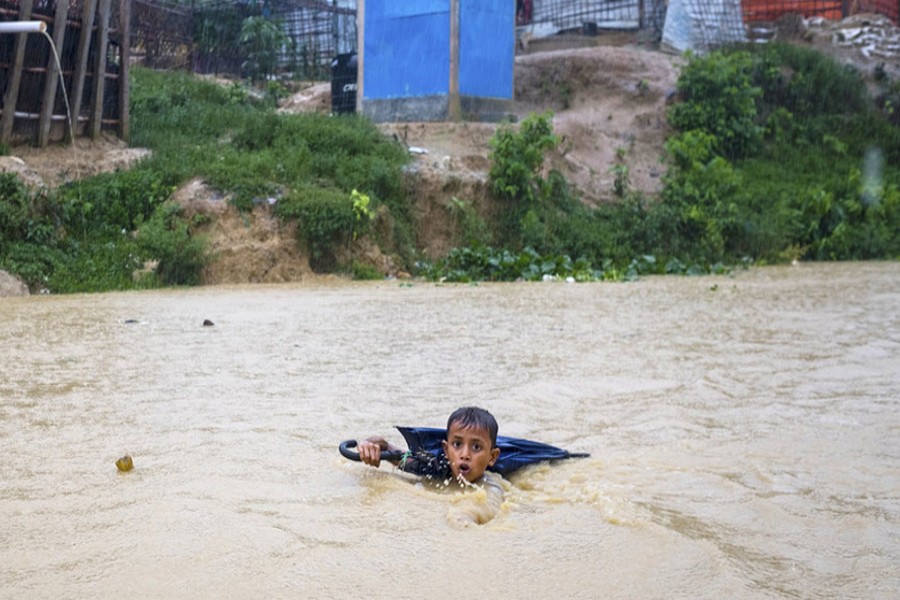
[132,0,191,69]
[125,0,900,81]
[190,0,355,79]
[272,0,356,76]
[524,0,662,32]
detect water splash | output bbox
[507,461,644,527]
[445,471,507,527]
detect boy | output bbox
[357,406,501,484]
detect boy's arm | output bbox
[357,436,403,468]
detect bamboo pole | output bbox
[90,0,112,139]
[118,0,130,142]
[356,0,364,113]
[69,0,99,142]
[0,0,36,144]
[448,0,460,121]
[38,0,71,146]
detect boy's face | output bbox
[442,422,500,483]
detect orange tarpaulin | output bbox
[742,0,899,24]
[742,0,843,22]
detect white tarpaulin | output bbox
[662,0,747,53]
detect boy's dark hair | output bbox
[447,406,498,448]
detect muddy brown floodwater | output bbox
[1,262,898,599]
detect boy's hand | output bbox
[357,436,389,467]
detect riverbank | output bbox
[2,16,899,295]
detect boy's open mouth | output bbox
[458,463,471,475]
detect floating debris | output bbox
[202,319,215,327]
[116,455,133,472]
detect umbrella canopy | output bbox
[396,426,588,477]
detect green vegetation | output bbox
[192,2,329,81]
[1,43,897,292]
[0,67,411,292]
[239,16,291,83]
[425,43,899,282]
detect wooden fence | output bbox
[0,0,129,147]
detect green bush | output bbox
[755,43,869,119]
[447,197,492,247]
[0,242,60,290]
[668,50,763,160]
[276,185,353,270]
[489,111,558,205]
[46,238,145,292]
[56,170,173,238]
[661,45,900,264]
[661,130,743,263]
[130,68,253,152]
[351,260,383,280]
[135,202,209,286]
[0,174,32,251]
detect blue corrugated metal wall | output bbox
[460,0,514,99]
[363,0,451,99]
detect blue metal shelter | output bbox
[358,0,514,122]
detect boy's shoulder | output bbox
[479,470,505,492]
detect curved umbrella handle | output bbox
[339,439,404,462]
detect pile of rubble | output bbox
[811,13,900,57]
[791,13,900,79]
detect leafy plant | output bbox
[351,260,382,280]
[0,174,32,251]
[351,188,373,240]
[447,196,492,247]
[239,16,290,83]
[611,164,630,198]
[421,245,597,283]
[276,185,352,270]
[489,111,558,205]
[135,202,209,286]
[668,50,763,160]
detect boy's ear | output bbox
[442,439,448,453]
[488,447,500,466]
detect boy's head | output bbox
[442,407,500,483]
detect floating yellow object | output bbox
[116,455,134,472]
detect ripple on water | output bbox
[1,263,898,598]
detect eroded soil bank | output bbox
[2,17,898,291]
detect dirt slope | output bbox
[4,18,897,288]
[367,41,683,258]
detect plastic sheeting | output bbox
[662,0,747,53]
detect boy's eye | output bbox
[452,440,462,448]
[473,444,482,452]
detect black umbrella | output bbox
[339,426,589,479]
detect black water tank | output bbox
[331,52,358,115]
